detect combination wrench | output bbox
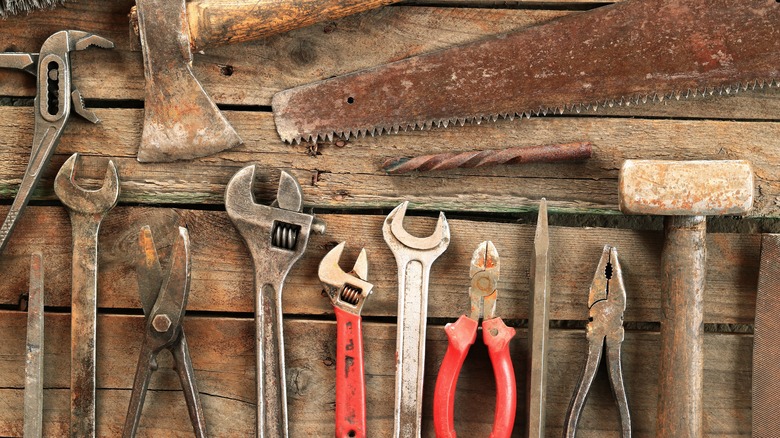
[225,166,325,437]
[54,153,119,437]
[383,201,450,437]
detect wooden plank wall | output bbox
[0,0,772,436]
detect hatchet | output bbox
[131,0,399,163]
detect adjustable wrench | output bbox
[383,201,450,437]
[54,153,120,438]
[318,242,374,438]
[0,30,113,255]
[225,166,325,437]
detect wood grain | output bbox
[0,312,751,437]
[0,106,778,215]
[0,206,760,324]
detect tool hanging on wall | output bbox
[23,252,44,438]
[319,242,374,438]
[563,245,630,438]
[433,241,517,438]
[752,233,780,436]
[381,142,592,174]
[619,160,753,438]
[273,0,780,144]
[0,31,113,256]
[383,201,450,437]
[54,153,119,438]
[123,226,207,438]
[527,199,550,438]
[130,0,402,162]
[225,166,325,438]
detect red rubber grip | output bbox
[433,315,478,438]
[482,317,517,438]
[334,307,366,438]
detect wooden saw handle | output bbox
[187,0,401,50]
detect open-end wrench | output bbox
[383,201,450,438]
[0,30,113,255]
[318,242,374,438]
[54,153,119,438]
[225,166,325,437]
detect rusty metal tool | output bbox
[752,234,780,436]
[527,199,549,438]
[123,226,207,438]
[563,245,630,438]
[433,241,516,438]
[54,152,120,438]
[0,31,113,255]
[273,0,780,144]
[318,242,374,438]
[383,201,450,437]
[131,0,401,162]
[382,142,592,174]
[24,252,44,438]
[619,160,753,438]
[225,166,325,437]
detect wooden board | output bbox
[0,206,760,324]
[0,312,751,437]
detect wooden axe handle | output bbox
[187,0,401,50]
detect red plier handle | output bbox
[335,306,366,438]
[433,315,517,438]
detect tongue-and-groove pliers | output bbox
[433,241,517,438]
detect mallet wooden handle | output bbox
[187,0,401,50]
[658,216,706,438]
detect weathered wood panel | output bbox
[0,2,776,119]
[0,312,751,437]
[0,107,779,215]
[0,206,760,324]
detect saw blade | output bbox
[753,234,780,436]
[273,0,780,143]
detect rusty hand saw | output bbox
[273,0,779,143]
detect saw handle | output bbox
[433,315,478,438]
[187,0,401,50]
[334,307,367,438]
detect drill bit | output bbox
[0,0,67,17]
[381,141,592,174]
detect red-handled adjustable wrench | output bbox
[433,241,517,438]
[319,242,374,438]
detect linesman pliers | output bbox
[123,226,207,437]
[319,242,374,438]
[433,241,516,438]
[563,245,631,438]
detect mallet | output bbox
[618,160,753,438]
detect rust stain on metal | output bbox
[382,142,592,174]
[273,0,780,143]
[618,160,754,216]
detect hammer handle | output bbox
[657,216,705,438]
[187,0,401,50]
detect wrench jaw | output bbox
[318,242,374,315]
[54,153,120,214]
[225,166,324,273]
[383,201,450,258]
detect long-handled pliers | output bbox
[433,241,517,438]
[319,242,374,438]
[563,245,631,438]
[123,226,207,438]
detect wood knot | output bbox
[290,40,317,66]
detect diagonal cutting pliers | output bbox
[433,241,517,438]
[563,245,631,438]
[123,226,207,438]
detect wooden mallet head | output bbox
[618,160,754,216]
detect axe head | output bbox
[135,0,242,163]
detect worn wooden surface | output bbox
[0,0,770,436]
